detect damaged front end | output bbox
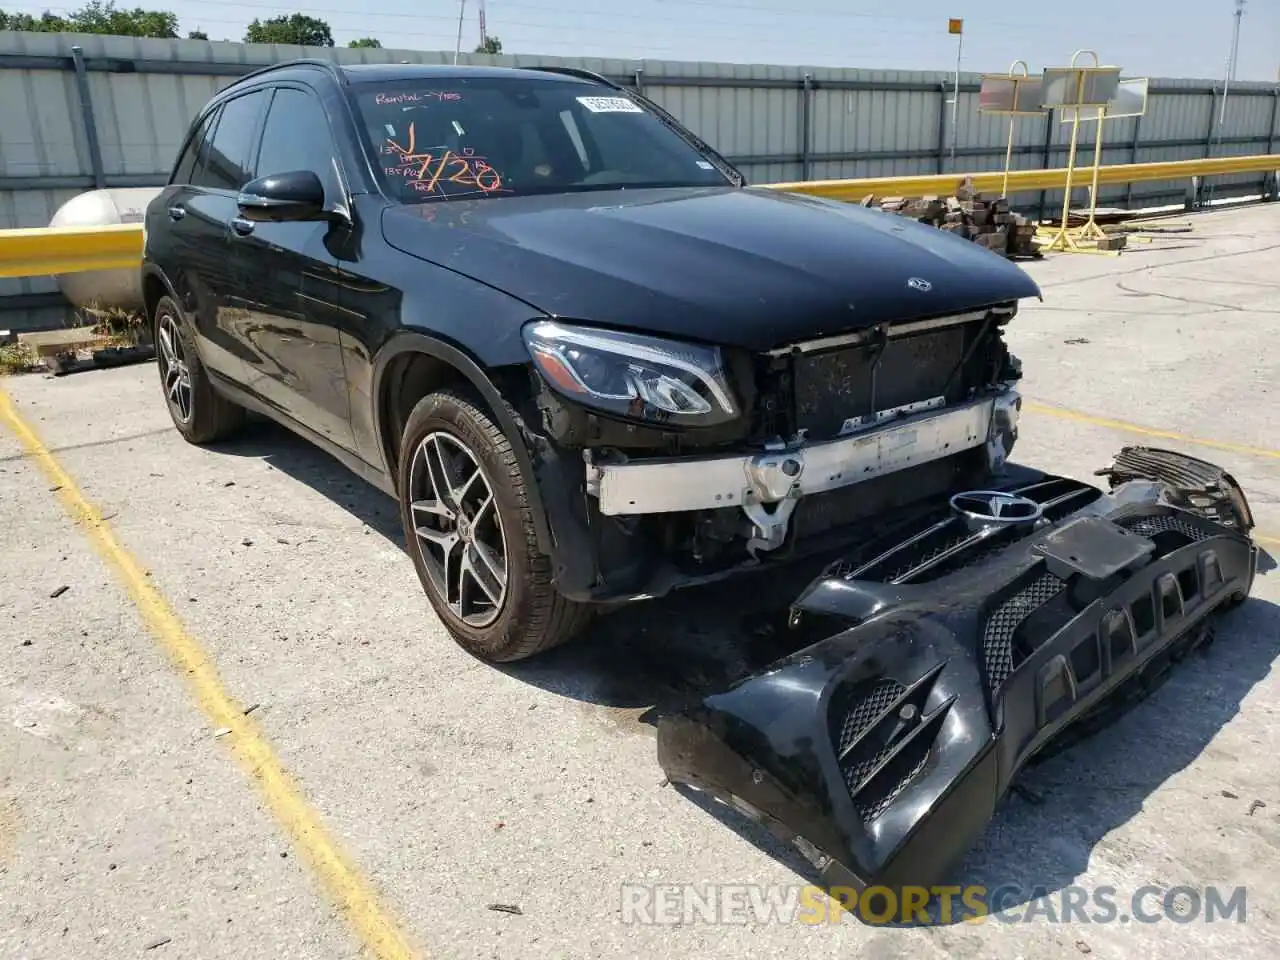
[656,447,1258,894]
[525,304,1023,601]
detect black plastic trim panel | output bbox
[657,453,1257,894]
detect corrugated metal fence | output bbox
[2,30,1278,329]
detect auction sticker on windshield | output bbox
[576,96,644,113]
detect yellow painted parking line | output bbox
[1023,400,1280,461]
[0,388,422,960]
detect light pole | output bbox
[1218,0,1245,129]
[948,18,964,167]
[454,0,468,65]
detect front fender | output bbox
[372,331,601,595]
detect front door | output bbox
[230,84,356,452]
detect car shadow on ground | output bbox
[214,414,405,542]
[213,414,837,709]
[213,417,1280,922]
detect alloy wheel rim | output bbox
[157,313,193,423]
[408,431,509,628]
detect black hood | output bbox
[382,186,1041,351]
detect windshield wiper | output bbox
[626,89,745,188]
[525,181,726,195]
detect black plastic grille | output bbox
[836,678,905,754]
[982,571,1067,690]
[831,673,944,823]
[792,455,965,542]
[883,528,974,581]
[792,324,972,440]
[830,477,1103,586]
[1116,514,1211,544]
[1109,447,1221,490]
[855,751,930,822]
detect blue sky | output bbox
[15,0,1280,81]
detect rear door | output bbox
[181,88,271,383]
[150,102,246,384]
[231,83,357,451]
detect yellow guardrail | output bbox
[0,222,143,279]
[763,153,1280,201]
[0,154,1276,281]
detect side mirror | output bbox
[237,170,327,223]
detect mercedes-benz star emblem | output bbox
[907,277,932,292]
[949,490,1044,532]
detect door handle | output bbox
[231,216,255,236]
[167,205,185,221]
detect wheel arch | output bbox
[372,330,555,555]
[141,265,176,329]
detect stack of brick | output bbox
[861,177,1041,260]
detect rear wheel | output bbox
[398,388,592,662]
[154,295,245,444]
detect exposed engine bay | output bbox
[655,446,1258,896]
[530,304,1023,600]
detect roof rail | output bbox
[225,57,348,90]
[526,65,627,90]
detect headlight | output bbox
[522,320,738,426]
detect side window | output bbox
[171,108,217,184]
[253,87,337,186]
[191,90,267,191]
[191,107,222,185]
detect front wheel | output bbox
[397,389,593,662]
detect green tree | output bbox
[474,35,501,54]
[348,37,380,48]
[187,28,207,39]
[0,10,67,30]
[244,13,333,46]
[1,1,178,36]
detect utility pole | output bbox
[1208,0,1245,205]
[948,18,964,168]
[1219,0,1246,126]
[1229,0,1245,82]
[453,0,467,65]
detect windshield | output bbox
[351,76,733,203]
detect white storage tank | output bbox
[49,188,163,312]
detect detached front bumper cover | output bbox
[656,447,1258,894]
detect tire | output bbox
[154,295,245,444]
[398,388,593,662]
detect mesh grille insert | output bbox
[982,571,1067,691]
[836,678,905,755]
[855,751,930,822]
[1116,514,1211,544]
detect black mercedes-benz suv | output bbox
[142,59,1039,663]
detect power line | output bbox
[494,0,1171,40]
[16,0,1170,47]
[26,0,951,60]
[13,0,1257,73]
[171,0,975,44]
[22,9,912,62]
